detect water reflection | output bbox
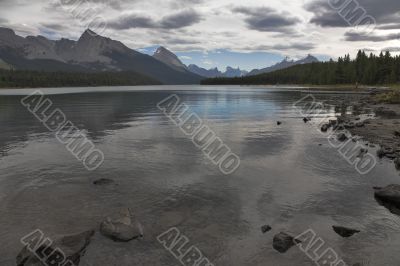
[0,87,398,266]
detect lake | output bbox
[0,85,399,266]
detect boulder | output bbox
[374,185,400,209]
[395,158,400,170]
[272,232,300,253]
[100,208,143,242]
[93,178,114,186]
[355,122,364,128]
[303,117,310,123]
[344,123,355,129]
[332,226,360,238]
[357,148,368,158]
[329,120,337,126]
[377,149,385,158]
[277,121,282,126]
[17,230,94,266]
[321,124,330,132]
[261,225,272,234]
[337,133,348,142]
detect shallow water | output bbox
[0,85,399,266]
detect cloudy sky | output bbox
[0,0,399,70]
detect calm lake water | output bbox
[1,85,400,266]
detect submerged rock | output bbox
[355,122,365,128]
[100,208,143,242]
[261,225,272,234]
[277,121,282,125]
[272,232,300,253]
[332,226,360,238]
[337,133,348,142]
[303,117,310,123]
[329,119,337,126]
[321,124,330,132]
[344,122,355,129]
[93,178,115,186]
[395,158,400,170]
[374,185,400,209]
[17,230,94,266]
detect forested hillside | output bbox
[0,70,161,88]
[202,51,400,86]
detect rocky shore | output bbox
[332,91,400,171]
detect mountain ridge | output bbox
[247,55,319,76]
[0,27,202,84]
[188,64,248,78]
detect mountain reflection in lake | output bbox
[0,86,399,266]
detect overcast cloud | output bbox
[0,0,399,69]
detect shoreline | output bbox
[0,84,394,90]
[336,92,400,170]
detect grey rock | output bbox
[395,158,400,170]
[332,226,360,238]
[374,185,400,212]
[100,208,143,242]
[321,124,330,132]
[344,122,355,129]
[17,230,94,266]
[272,232,300,253]
[93,178,114,186]
[355,122,365,127]
[261,225,272,234]
[337,133,348,142]
[377,148,385,158]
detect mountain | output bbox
[223,66,248,78]
[0,28,202,84]
[152,46,188,72]
[247,55,319,76]
[188,65,223,78]
[188,64,248,78]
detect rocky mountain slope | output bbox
[247,55,319,76]
[0,28,202,84]
[188,64,248,78]
[152,46,188,72]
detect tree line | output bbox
[202,50,400,86]
[0,69,161,88]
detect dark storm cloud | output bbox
[108,9,202,30]
[344,31,400,42]
[305,0,400,29]
[41,22,68,31]
[232,6,301,33]
[160,9,202,29]
[108,15,157,30]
